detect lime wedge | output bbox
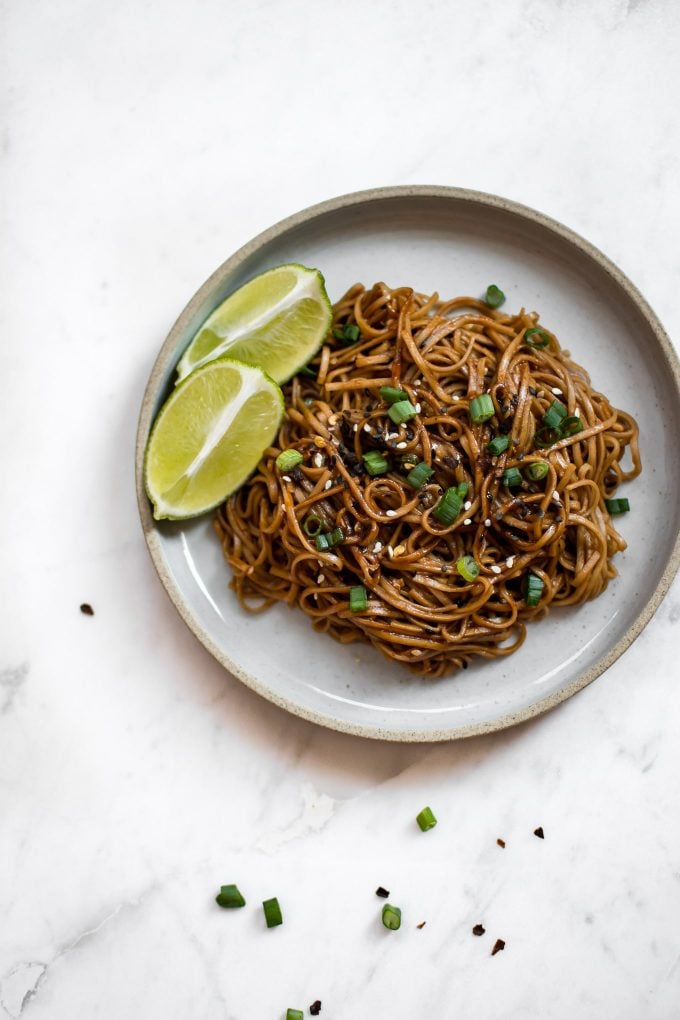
[176,263,332,384]
[144,358,283,520]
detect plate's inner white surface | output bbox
[150,197,679,736]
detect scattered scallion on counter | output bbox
[605,497,630,515]
[523,573,544,607]
[502,467,523,488]
[380,385,409,404]
[349,586,368,612]
[456,555,480,582]
[487,434,510,456]
[406,462,434,489]
[362,450,390,476]
[388,399,418,425]
[524,327,550,348]
[262,897,283,928]
[286,1011,304,1020]
[215,884,246,908]
[484,284,505,308]
[525,460,549,481]
[275,449,303,471]
[432,487,463,526]
[469,394,495,424]
[416,806,437,832]
[382,904,402,930]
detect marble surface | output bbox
[2,1,680,1017]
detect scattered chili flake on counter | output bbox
[416,921,427,929]
[80,603,94,615]
[310,1000,322,1015]
[496,838,506,848]
[491,938,506,956]
[375,886,390,898]
[534,826,545,839]
[472,924,485,936]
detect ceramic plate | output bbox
[135,186,680,742]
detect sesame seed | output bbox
[387,545,394,557]
[506,556,515,568]
[551,387,562,395]
[415,403,422,413]
[363,424,371,433]
[317,574,325,583]
[393,544,406,556]
[484,518,492,527]
[282,475,291,482]
[452,394,459,401]
[328,413,338,425]
[313,453,324,468]
[353,423,358,432]
[464,518,472,526]
[464,500,472,510]
[324,479,332,490]
[396,441,407,449]
[552,490,561,502]
[373,541,383,553]
[387,432,399,440]
[385,509,397,517]
[490,565,502,574]
[280,504,286,512]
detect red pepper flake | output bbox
[534,826,545,839]
[310,1001,322,1015]
[79,603,94,616]
[472,924,485,936]
[416,921,426,929]
[491,938,505,956]
[496,838,506,848]
[375,886,390,898]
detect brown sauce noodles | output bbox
[215,282,640,677]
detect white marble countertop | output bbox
[3,1,680,1017]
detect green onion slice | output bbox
[485,284,506,308]
[316,527,344,551]
[349,585,368,612]
[379,386,409,404]
[560,415,583,437]
[400,452,420,468]
[502,467,523,488]
[432,487,463,526]
[275,449,303,471]
[525,327,550,348]
[523,573,544,607]
[487,435,510,456]
[388,399,418,425]
[382,904,402,930]
[286,1011,304,1020]
[215,884,246,908]
[533,426,562,448]
[303,515,324,537]
[542,399,568,429]
[333,323,360,343]
[262,897,283,928]
[456,481,469,498]
[416,806,437,832]
[406,462,434,489]
[362,450,390,476]
[525,460,549,481]
[469,394,495,424]
[605,497,630,515]
[456,555,480,582]
[315,533,330,552]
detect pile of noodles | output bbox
[215,283,640,677]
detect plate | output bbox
[135,186,680,742]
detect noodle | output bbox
[214,282,641,677]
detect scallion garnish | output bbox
[388,399,418,425]
[333,323,361,343]
[432,487,463,526]
[215,884,246,908]
[406,462,434,489]
[416,806,437,832]
[382,904,402,930]
[502,467,523,488]
[362,450,390,476]
[525,327,550,348]
[542,399,568,430]
[525,460,549,481]
[276,449,303,471]
[349,585,368,612]
[485,284,505,308]
[456,555,480,582]
[303,515,324,537]
[286,1011,304,1020]
[605,497,630,515]
[560,415,583,437]
[456,481,469,498]
[316,527,344,551]
[298,364,317,377]
[262,897,283,928]
[533,426,561,448]
[379,386,409,404]
[469,394,495,424]
[315,533,330,552]
[400,452,420,468]
[487,435,510,456]
[523,573,544,607]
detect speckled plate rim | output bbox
[135,185,680,742]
